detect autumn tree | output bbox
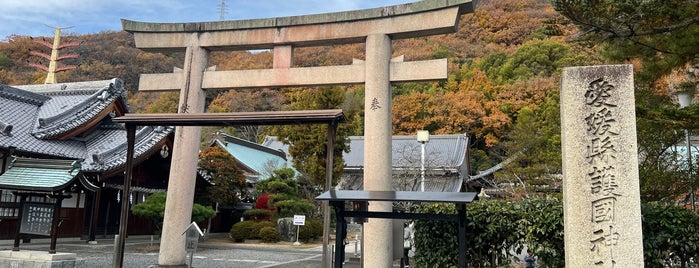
[198,145,247,206]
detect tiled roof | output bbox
[337,173,463,192]
[263,134,469,171]
[343,134,469,169]
[0,84,50,105]
[0,79,172,176]
[260,136,293,162]
[0,157,84,192]
[82,124,172,173]
[261,134,470,192]
[14,79,128,139]
[216,134,302,180]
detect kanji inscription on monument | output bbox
[561,65,644,267]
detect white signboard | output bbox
[293,215,306,226]
[182,221,204,253]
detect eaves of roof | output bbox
[0,157,87,192]
[82,125,174,175]
[215,137,302,179]
[14,78,128,140]
[343,134,469,168]
[0,84,50,105]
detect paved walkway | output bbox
[0,234,404,267]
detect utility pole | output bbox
[28,25,79,84]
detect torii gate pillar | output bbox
[158,34,208,265]
[364,33,394,267]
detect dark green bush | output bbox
[230,220,256,242]
[412,198,699,268]
[413,198,563,268]
[642,202,699,267]
[230,220,277,242]
[259,226,281,243]
[250,221,276,240]
[299,219,323,242]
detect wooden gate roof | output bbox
[112,109,346,126]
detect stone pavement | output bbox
[0,234,405,267]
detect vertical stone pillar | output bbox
[363,34,393,268]
[273,45,293,68]
[158,33,208,266]
[561,65,644,267]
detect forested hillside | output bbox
[0,0,607,193]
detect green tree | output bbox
[479,39,582,84]
[0,53,11,70]
[198,145,247,206]
[146,92,180,113]
[551,0,699,82]
[132,192,216,234]
[496,90,562,194]
[256,168,315,218]
[267,86,357,186]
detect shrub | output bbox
[230,221,257,242]
[298,218,323,242]
[412,198,564,268]
[642,202,699,267]
[243,209,275,221]
[259,227,281,243]
[132,192,216,235]
[250,221,276,240]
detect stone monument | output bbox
[560,64,644,267]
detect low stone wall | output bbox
[0,250,84,268]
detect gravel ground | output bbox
[0,235,377,268]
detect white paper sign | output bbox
[293,215,306,226]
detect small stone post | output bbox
[560,64,644,267]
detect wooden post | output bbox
[458,204,467,268]
[12,194,26,251]
[333,202,345,268]
[87,189,101,243]
[323,120,338,267]
[49,195,65,254]
[113,124,136,268]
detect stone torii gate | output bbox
[122,0,475,267]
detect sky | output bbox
[0,0,415,40]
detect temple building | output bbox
[262,134,473,192]
[0,79,177,241]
